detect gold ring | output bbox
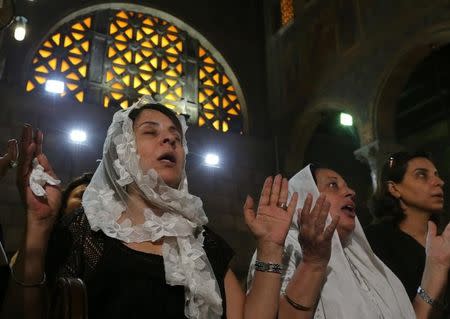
[277,202,288,210]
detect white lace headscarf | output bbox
[248,165,415,319]
[82,95,222,319]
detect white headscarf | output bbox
[82,95,222,319]
[248,165,415,319]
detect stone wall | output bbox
[263,0,450,169]
[264,0,450,220]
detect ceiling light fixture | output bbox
[13,16,28,41]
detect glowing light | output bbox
[69,129,87,143]
[204,153,220,167]
[14,17,28,42]
[45,80,65,94]
[340,113,353,126]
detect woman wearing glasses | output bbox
[366,151,450,318]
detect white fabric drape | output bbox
[82,95,222,319]
[248,165,415,319]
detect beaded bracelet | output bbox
[417,286,448,311]
[10,267,47,288]
[254,260,283,274]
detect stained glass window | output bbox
[26,9,244,134]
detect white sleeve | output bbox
[280,227,303,293]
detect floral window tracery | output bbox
[26,16,92,103]
[26,9,244,134]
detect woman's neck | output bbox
[119,187,164,254]
[119,187,162,225]
[398,209,431,247]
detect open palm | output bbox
[244,175,298,247]
[298,194,339,267]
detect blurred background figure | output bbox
[59,172,93,218]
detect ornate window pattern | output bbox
[26,8,244,134]
[26,16,92,103]
[104,11,184,109]
[198,45,241,133]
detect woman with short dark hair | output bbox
[366,151,449,317]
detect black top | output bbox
[365,221,425,300]
[365,221,449,318]
[46,208,234,319]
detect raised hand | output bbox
[244,174,298,250]
[298,194,339,268]
[17,124,61,226]
[425,221,450,272]
[0,139,18,178]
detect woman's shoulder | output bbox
[47,207,105,279]
[365,219,397,235]
[365,220,398,246]
[202,226,234,277]
[58,207,90,229]
[202,227,234,258]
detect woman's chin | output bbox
[160,174,181,189]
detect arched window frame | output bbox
[24,4,248,134]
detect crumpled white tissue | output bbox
[29,158,61,197]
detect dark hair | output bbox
[128,103,183,137]
[60,172,93,215]
[309,163,342,185]
[371,151,432,224]
[309,164,320,184]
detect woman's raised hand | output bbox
[244,174,298,251]
[297,194,339,268]
[425,221,450,272]
[0,139,18,179]
[17,124,61,227]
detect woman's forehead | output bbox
[135,109,171,123]
[316,168,342,181]
[134,109,181,133]
[406,157,437,172]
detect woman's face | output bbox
[315,168,356,241]
[133,109,185,188]
[389,157,444,214]
[65,184,88,215]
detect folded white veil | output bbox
[248,165,415,319]
[82,95,222,319]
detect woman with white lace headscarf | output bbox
[247,164,450,319]
[3,95,297,319]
